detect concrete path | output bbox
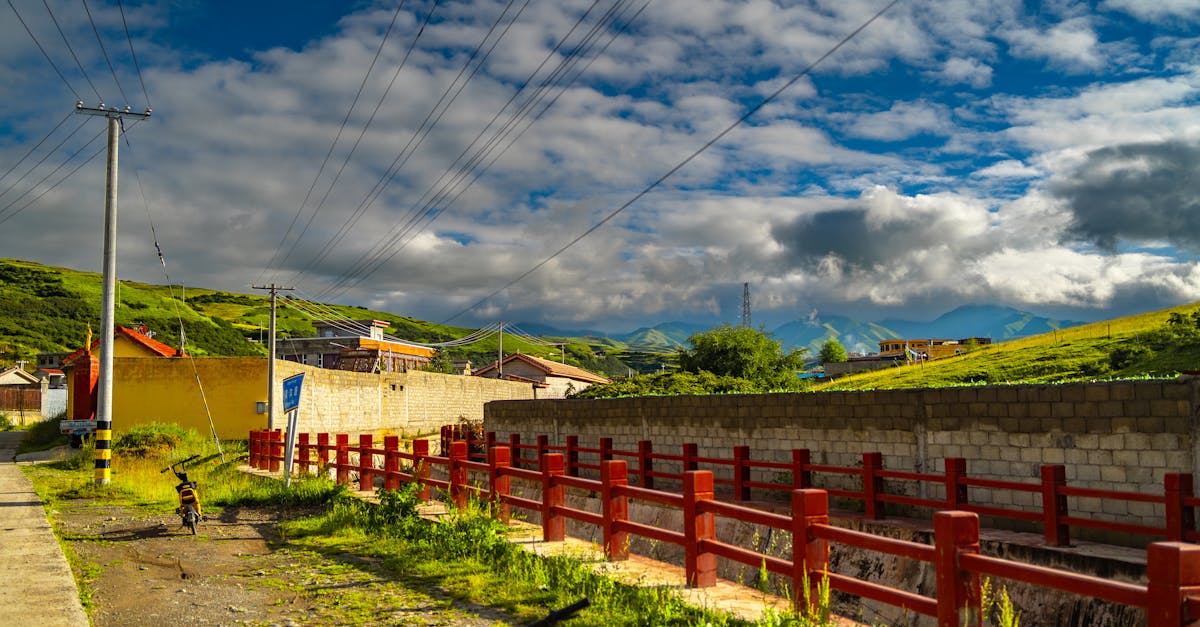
[0,432,89,626]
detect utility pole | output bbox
[742,282,752,328]
[75,101,150,486]
[497,321,504,378]
[253,284,293,431]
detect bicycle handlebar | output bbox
[160,454,201,473]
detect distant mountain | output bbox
[771,305,1085,355]
[514,320,704,352]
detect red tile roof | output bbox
[62,326,182,366]
[475,353,610,384]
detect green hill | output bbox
[812,302,1200,391]
[0,259,628,376]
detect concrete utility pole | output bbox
[497,321,504,378]
[253,284,293,431]
[75,101,150,486]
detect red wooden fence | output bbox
[249,429,1200,626]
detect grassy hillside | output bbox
[812,302,1200,391]
[0,259,628,375]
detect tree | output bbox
[818,338,848,364]
[676,325,806,391]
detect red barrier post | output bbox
[601,459,630,561]
[733,445,751,501]
[1041,464,1070,547]
[440,425,450,457]
[599,437,613,464]
[509,433,521,468]
[1145,542,1200,626]
[683,470,717,588]
[565,435,579,477]
[297,433,311,475]
[945,458,968,510]
[359,434,374,491]
[317,432,330,471]
[793,449,812,489]
[792,489,830,614]
[269,429,283,473]
[934,511,982,627]
[335,433,350,485]
[637,440,654,489]
[248,431,259,468]
[450,441,469,510]
[683,442,698,472]
[488,445,511,521]
[383,436,400,491]
[863,452,884,520]
[413,439,430,501]
[1165,474,1195,543]
[536,435,549,466]
[485,431,496,453]
[541,453,566,542]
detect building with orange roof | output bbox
[474,353,610,398]
[61,325,183,421]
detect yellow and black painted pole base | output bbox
[94,421,111,485]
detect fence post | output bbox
[268,430,283,472]
[335,434,350,485]
[945,458,968,510]
[488,445,511,521]
[383,436,400,490]
[413,439,430,501]
[565,435,579,477]
[248,431,259,468]
[863,452,884,520]
[637,440,654,489]
[297,432,311,475]
[1041,464,1070,547]
[541,453,565,542]
[509,433,522,468]
[1165,473,1195,543]
[934,511,982,627]
[683,442,698,472]
[599,437,613,464]
[601,459,629,561]
[536,434,549,465]
[440,425,450,457]
[1145,542,1200,627]
[359,434,374,491]
[734,445,751,501]
[485,431,496,454]
[683,470,717,588]
[793,449,812,489]
[792,489,830,614]
[450,441,468,510]
[317,432,330,473]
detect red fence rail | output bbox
[248,429,1200,626]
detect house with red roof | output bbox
[474,353,610,398]
[61,326,183,421]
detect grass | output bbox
[813,301,1200,391]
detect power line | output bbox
[0,110,74,191]
[81,0,132,105]
[42,0,104,101]
[443,0,902,324]
[0,122,106,223]
[258,0,411,283]
[8,0,82,99]
[116,0,151,108]
[0,115,89,205]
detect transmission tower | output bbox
[742,282,752,328]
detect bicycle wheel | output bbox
[184,506,198,535]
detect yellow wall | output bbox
[113,357,266,439]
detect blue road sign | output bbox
[282,373,304,412]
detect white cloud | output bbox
[930,57,993,88]
[843,101,952,141]
[1103,0,1200,23]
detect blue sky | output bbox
[2,0,1200,333]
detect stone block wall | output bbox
[484,379,1200,542]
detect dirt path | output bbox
[51,500,514,626]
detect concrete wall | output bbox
[485,379,1200,542]
[111,357,536,439]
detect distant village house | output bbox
[475,353,610,398]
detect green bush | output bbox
[0,413,12,431]
[113,423,191,458]
[1109,344,1152,370]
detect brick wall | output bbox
[484,379,1200,540]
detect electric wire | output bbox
[272,0,441,279]
[8,0,82,99]
[0,116,89,205]
[0,122,106,224]
[313,0,615,298]
[442,0,902,324]
[258,0,410,284]
[283,290,501,348]
[351,0,645,293]
[293,0,529,284]
[123,127,224,460]
[0,110,74,192]
[116,0,151,109]
[81,0,132,105]
[42,0,104,102]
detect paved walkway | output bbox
[0,432,89,627]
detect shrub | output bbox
[0,413,12,431]
[1108,344,1152,370]
[113,423,191,458]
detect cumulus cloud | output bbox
[930,57,993,88]
[1051,140,1200,251]
[843,101,952,141]
[1103,0,1200,23]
